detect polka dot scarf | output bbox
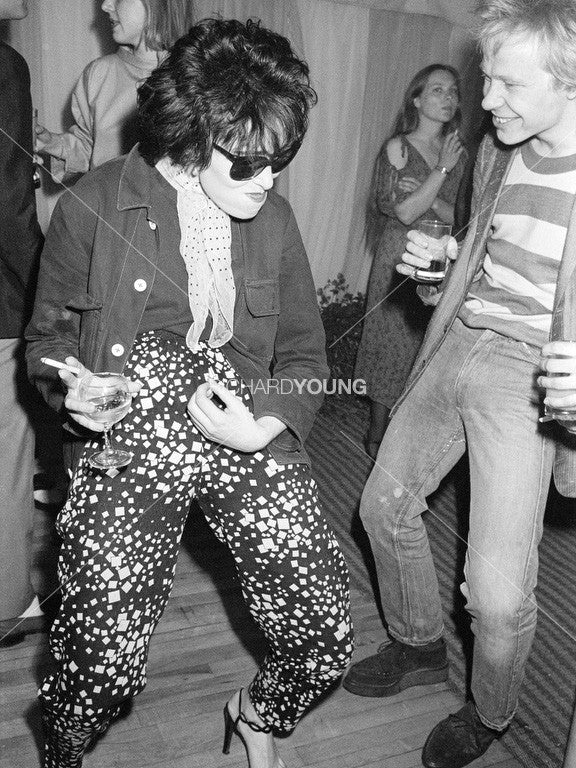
[156,157,235,351]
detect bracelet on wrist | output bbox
[435,165,449,176]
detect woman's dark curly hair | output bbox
[137,17,317,169]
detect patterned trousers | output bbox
[40,332,353,767]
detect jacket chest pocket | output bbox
[244,279,280,316]
[240,279,280,362]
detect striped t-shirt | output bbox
[459,142,576,347]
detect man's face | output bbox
[0,0,28,20]
[481,32,576,156]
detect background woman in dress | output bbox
[355,64,466,457]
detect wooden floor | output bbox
[0,502,523,768]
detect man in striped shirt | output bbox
[343,1,576,766]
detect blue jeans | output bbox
[360,318,555,730]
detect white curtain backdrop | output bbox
[4,0,482,292]
[292,0,370,290]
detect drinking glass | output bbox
[411,220,452,283]
[78,372,133,469]
[540,343,576,424]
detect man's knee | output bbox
[462,579,537,632]
[359,467,409,538]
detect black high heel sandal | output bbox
[223,688,272,755]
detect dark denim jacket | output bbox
[0,43,43,338]
[26,147,329,465]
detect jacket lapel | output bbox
[465,145,513,281]
[550,193,576,341]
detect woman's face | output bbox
[198,148,280,220]
[101,0,147,50]
[414,69,459,125]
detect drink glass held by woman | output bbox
[77,372,133,468]
[354,64,466,458]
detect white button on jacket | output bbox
[134,279,147,292]
[111,344,125,357]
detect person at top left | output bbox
[0,0,46,647]
[34,0,195,181]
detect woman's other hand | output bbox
[397,175,420,194]
[438,130,464,172]
[396,229,458,276]
[188,381,285,452]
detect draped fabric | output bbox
[155,158,235,352]
[3,0,483,291]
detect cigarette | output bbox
[40,357,81,374]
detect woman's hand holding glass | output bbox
[59,357,143,468]
[187,380,285,452]
[59,357,142,432]
[539,341,576,431]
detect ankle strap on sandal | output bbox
[238,689,272,733]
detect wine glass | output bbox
[78,372,133,469]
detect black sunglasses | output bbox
[213,141,301,181]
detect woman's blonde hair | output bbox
[142,0,195,51]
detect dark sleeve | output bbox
[25,189,96,412]
[253,206,330,446]
[375,144,400,216]
[0,44,44,336]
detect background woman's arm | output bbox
[391,132,464,225]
